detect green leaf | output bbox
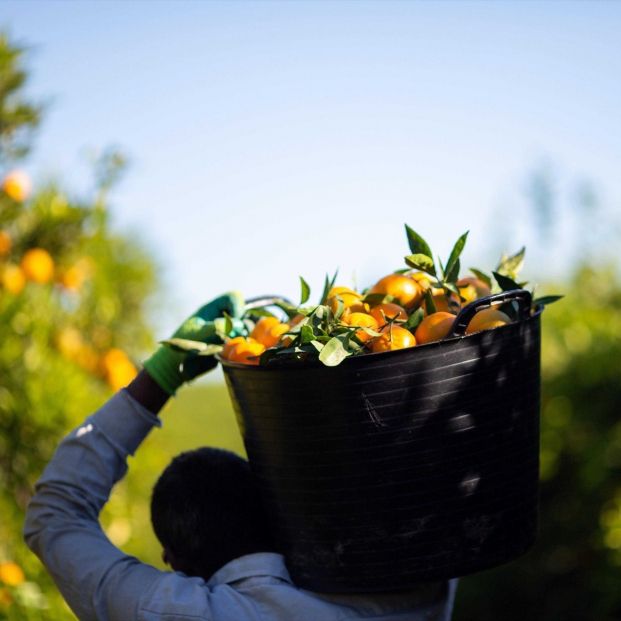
[299,324,316,344]
[533,295,564,306]
[320,269,339,304]
[319,336,350,367]
[444,231,469,282]
[497,246,526,278]
[310,339,324,352]
[444,257,461,284]
[469,268,492,289]
[404,253,436,276]
[405,307,424,331]
[299,275,311,305]
[424,288,437,314]
[405,225,433,258]
[493,271,521,291]
[443,281,460,296]
[196,344,225,356]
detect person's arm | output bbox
[23,294,246,621]
[23,388,172,620]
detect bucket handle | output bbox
[449,289,532,338]
[244,295,294,310]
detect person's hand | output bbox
[143,292,245,395]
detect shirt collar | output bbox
[207,552,293,587]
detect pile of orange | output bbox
[221,272,511,366]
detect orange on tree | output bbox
[1,264,25,294]
[1,170,31,202]
[0,231,11,256]
[59,258,92,292]
[0,562,25,587]
[370,324,416,353]
[21,248,55,284]
[250,316,290,348]
[414,311,456,345]
[369,274,423,309]
[465,307,511,334]
[369,302,408,327]
[222,337,265,365]
[101,348,137,390]
[341,311,379,343]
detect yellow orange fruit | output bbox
[425,288,461,314]
[414,311,455,344]
[222,336,246,360]
[342,312,379,343]
[1,264,25,294]
[327,286,367,316]
[60,258,93,292]
[369,274,423,309]
[2,170,31,202]
[466,308,511,335]
[457,277,491,305]
[21,248,54,284]
[370,325,416,353]
[250,316,290,348]
[222,337,265,365]
[0,231,11,256]
[0,562,25,587]
[101,348,137,390]
[408,271,433,290]
[369,302,408,327]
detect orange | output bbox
[457,277,491,305]
[327,286,367,316]
[222,336,246,360]
[223,337,265,365]
[250,316,290,348]
[60,258,92,292]
[0,562,25,587]
[414,312,455,344]
[1,264,25,294]
[425,288,461,314]
[369,302,408,327]
[101,348,137,390]
[369,274,423,309]
[0,231,11,257]
[370,325,416,353]
[408,271,433,290]
[341,312,379,343]
[21,248,55,284]
[466,308,511,334]
[2,170,31,202]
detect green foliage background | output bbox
[1,30,620,621]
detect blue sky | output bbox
[3,1,620,333]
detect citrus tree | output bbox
[0,33,157,619]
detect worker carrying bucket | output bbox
[24,227,560,619]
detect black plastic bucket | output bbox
[221,290,541,593]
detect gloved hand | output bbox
[143,291,245,395]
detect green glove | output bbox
[144,291,245,395]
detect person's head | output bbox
[151,447,275,581]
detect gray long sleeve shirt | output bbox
[24,389,457,620]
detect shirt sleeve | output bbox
[22,390,191,621]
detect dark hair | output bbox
[151,447,275,580]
